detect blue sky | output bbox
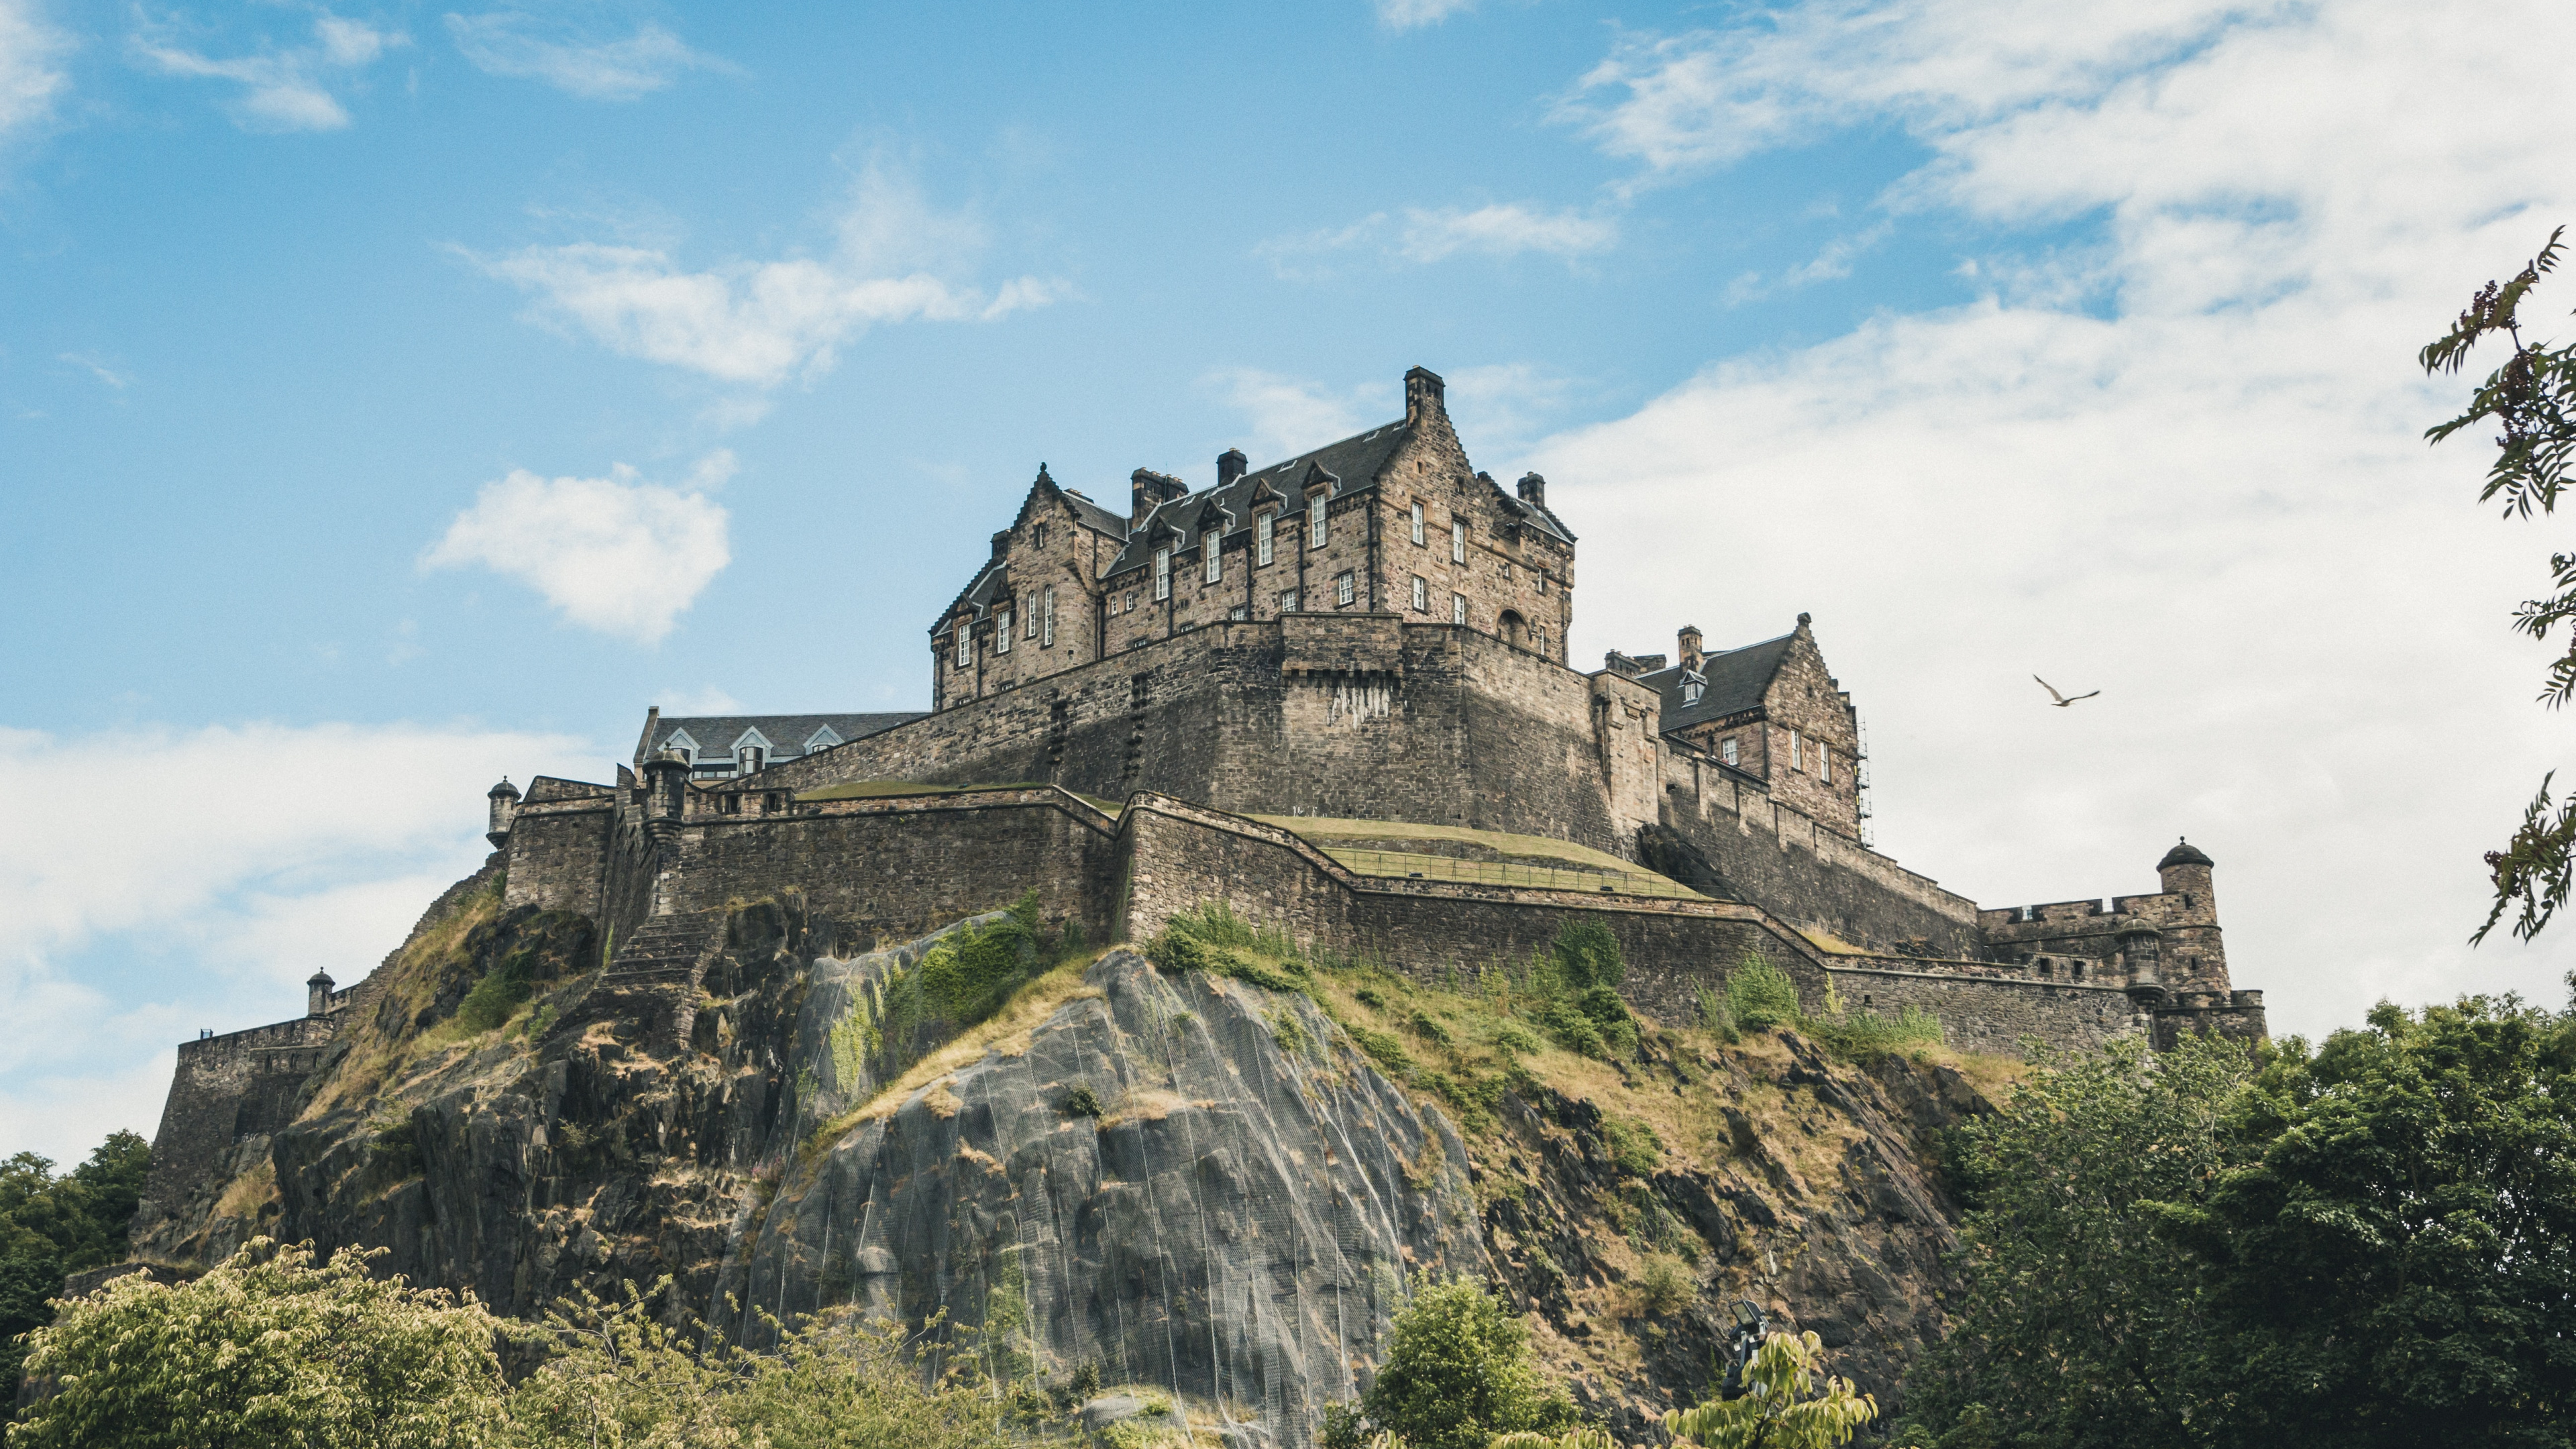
[7,0,2575,1159]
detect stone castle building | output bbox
[142,366,2264,1238]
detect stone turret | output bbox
[486,777,520,849]
[2157,837,2215,919]
[643,749,690,847]
[1678,625,1703,672]
[307,969,334,1018]
[2153,838,2229,994]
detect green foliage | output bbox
[1355,985,1389,1010]
[1601,1115,1663,1177]
[2422,229,2576,941]
[1347,1024,1415,1079]
[1493,1430,1619,1449]
[1695,984,1739,1042]
[1354,1273,1575,1449]
[1802,1004,1943,1059]
[1548,920,1625,991]
[9,1238,511,1449]
[1725,957,1801,1032]
[1664,1330,1876,1448]
[1489,1022,1544,1056]
[916,900,1043,1026]
[453,948,539,1032]
[1144,903,1312,994]
[1407,1010,1453,1048]
[1627,1250,1694,1318]
[1062,1084,1103,1118]
[1268,1008,1312,1057]
[0,1130,150,1391]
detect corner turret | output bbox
[307,969,334,1018]
[486,777,521,849]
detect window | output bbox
[737,745,765,774]
[953,623,970,667]
[1308,496,1328,548]
[1791,730,1803,770]
[1819,745,1831,784]
[1256,511,1275,566]
[1033,523,1049,550]
[1721,737,1738,767]
[1534,625,1548,656]
[1336,571,1355,606]
[720,792,741,814]
[1411,574,1428,612]
[996,608,1013,653]
[1452,592,1468,625]
[1204,539,1222,584]
[1125,590,1136,612]
[1279,588,1299,613]
[1229,604,1249,621]
[1042,586,1056,647]
[1451,519,1466,564]
[1411,501,1426,546]
[1154,547,1172,601]
[1682,675,1704,707]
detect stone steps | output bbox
[602,912,721,984]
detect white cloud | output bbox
[0,721,589,1161]
[468,164,1063,387]
[131,13,409,132]
[1377,0,1477,30]
[1532,0,2576,1040]
[59,352,130,388]
[423,458,731,643]
[0,0,71,140]
[445,11,728,100]
[1207,369,1395,464]
[1260,203,1616,276]
[1723,222,1895,304]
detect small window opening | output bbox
[1256,511,1275,566]
[1411,575,1428,612]
[1451,592,1468,625]
[1336,571,1356,606]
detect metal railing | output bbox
[1320,847,1702,900]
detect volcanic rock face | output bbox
[731,951,1484,1445]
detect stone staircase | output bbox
[604,911,723,985]
[550,911,726,1049]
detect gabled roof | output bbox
[936,466,1130,636]
[1494,478,1577,545]
[1636,632,1798,733]
[1100,418,1419,578]
[647,713,922,761]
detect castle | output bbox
[139,366,2264,1239]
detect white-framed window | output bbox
[1229,604,1248,621]
[1537,571,1548,594]
[996,608,1013,653]
[1203,539,1222,584]
[1791,730,1803,770]
[953,623,971,667]
[1681,675,1703,706]
[1025,594,1038,637]
[1819,745,1831,784]
[737,744,765,774]
[1534,624,1548,656]
[1256,511,1275,566]
[1451,519,1466,564]
[1308,496,1328,548]
[1154,547,1172,601]
[1279,588,1299,613]
[1411,501,1425,546]
[1125,590,1136,612]
[1042,586,1056,647]
[1336,571,1355,606]
[1411,575,1427,612]
[1451,592,1467,625]
[1721,737,1739,767]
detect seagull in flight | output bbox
[2034,675,2100,707]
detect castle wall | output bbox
[1658,749,1984,958]
[1821,963,2143,1057]
[137,1014,339,1238]
[1118,796,1834,1025]
[503,788,616,921]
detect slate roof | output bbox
[1100,419,1421,579]
[1634,632,1798,733]
[649,712,922,763]
[2158,839,2214,869]
[1057,487,1130,539]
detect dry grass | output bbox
[213,1161,276,1220]
[1097,1087,1194,1128]
[301,884,503,1120]
[1250,814,1690,882]
[1313,845,1704,900]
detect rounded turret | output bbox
[307,969,335,1018]
[2157,837,2215,915]
[486,777,521,849]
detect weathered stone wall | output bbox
[1117,796,1834,1024]
[1821,963,2144,1057]
[502,784,616,920]
[135,1014,339,1242]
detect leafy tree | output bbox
[2423,227,2576,941]
[2154,992,2576,1448]
[1352,1273,1574,1449]
[1,1130,150,1389]
[1662,1330,1876,1448]
[8,1238,511,1449]
[1894,1034,2253,1449]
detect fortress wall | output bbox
[1660,751,1985,957]
[1822,963,2143,1057]
[1119,798,1833,1025]
[503,800,615,920]
[665,792,1122,947]
[139,1016,339,1232]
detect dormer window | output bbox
[737,743,765,774]
[1308,496,1328,548]
[1681,670,1705,707]
[1154,547,1172,600]
[1204,541,1222,584]
[804,726,841,753]
[1256,511,1275,566]
[996,607,1013,653]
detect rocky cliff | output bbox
[139,874,1997,1446]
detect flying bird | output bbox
[2034,675,2100,707]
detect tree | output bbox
[2153,992,2576,1448]
[1353,1273,1575,1449]
[1,1130,151,1389]
[2422,227,2576,941]
[8,1238,511,1449]
[1893,1034,2253,1449]
[1661,1331,1876,1449]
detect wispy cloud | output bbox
[1722,221,1893,304]
[1259,202,1616,277]
[1205,370,1393,464]
[0,0,72,141]
[131,12,409,131]
[421,455,733,643]
[58,352,130,389]
[445,11,729,100]
[466,162,1063,388]
[1376,0,1477,30]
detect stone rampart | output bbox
[136,1014,339,1239]
[1819,963,2144,1057]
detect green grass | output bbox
[1252,814,1696,883]
[1311,846,1705,899]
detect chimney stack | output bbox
[1403,366,1446,427]
[991,529,1011,560]
[1517,472,1546,506]
[1218,448,1248,489]
[1130,468,1187,525]
[1678,626,1703,670]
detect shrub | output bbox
[1697,984,1740,1042]
[1601,1116,1664,1177]
[1409,1009,1455,1047]
[1356,985,1390,1010]
[1550,920,1625,991]
[1490,1022,1545,1056]
[1348,1024,1415,1078]
[1629,1250,1696,1317]
[453,949,538,1032]
[1360,1273,1576,1449]
[918,908,1042,1026]
[1727,957,1803,1032]
[1063,1084,1103,1118]
[1809,1004,1944,1059]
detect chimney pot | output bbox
[1218,448,1248,488]
[1403,366,1446,426]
